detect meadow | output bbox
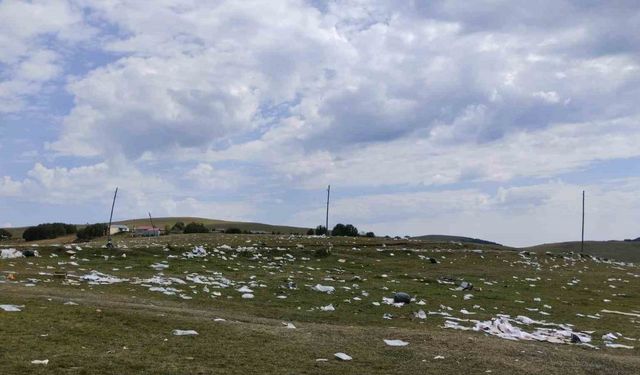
[1,233,639,374]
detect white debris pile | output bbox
[444,315,594,346]
[384,339,409,347]
[182,246,208,258]
[312,284,335,294]
[80,271,128,285]
[602,332,635,349]
[0,304,23,312]
[334,352,352,361]
[1,249,23,259]
[172,329,198,336]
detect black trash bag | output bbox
[22,250,36,257]
[393,292,411,304]
[428,257,438,264]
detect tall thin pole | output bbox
[581,190,585,253]
[148,212,158,237]
[107,187,118,248]
[325,185,330,236]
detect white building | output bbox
[110,224,130,235]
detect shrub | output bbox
[365,231,375,238]
[306,228,314,235]
[0,228,12,240]
[314,225,328,235]
[171,221,185,232]
[331,223,359,237]
[23,223,78,241]
[224,227,242,234]
[183,222,210,234]
[76,223,108,241]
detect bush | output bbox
[365,231,375,238]
[183,222,210,234]
[171,221,185,232]
[76,223,108,241]
[22,223,78,241]
[306,228,314,235]
[0,228,12,240]
[331,223,359,237]
[224,227,242,234]
[314,225,328,235]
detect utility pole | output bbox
[581,190,585,254]
[107,187,118,249]
[325,185,330,236]
[148,212,158,237]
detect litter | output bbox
[81,271,128,284]
[334,352,352,361]
[172,330,198,336]
[384,339,409,347]
[31,359,49,365]
[414,310,427,319]
[312,284,335,294]
[241,293,255,299]
[320,304,335,311]
[0,304,23,312]
[1,249,23,259]
[393,292,411,304]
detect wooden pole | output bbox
[581,190,585,254]
[107,187,118,248]
[325,185,330,236]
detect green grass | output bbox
[1,234,640,374]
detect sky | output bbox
[1,0,640,247]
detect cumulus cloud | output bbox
[2,1,640,243]
[0,0,92,113]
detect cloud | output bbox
[0,0,92,113]
[3,1,640,244]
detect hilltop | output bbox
[411,234,504,247]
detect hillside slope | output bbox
[411,234,503,247]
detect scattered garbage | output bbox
[31,359,49,365]
[334,352,352,361]
[0,304,23,312]
[1,249,23,259]
[384,339,409,347]
[81,271,128,285]
[457,281,473,291]
[393,292,411,304]
[172,330,198,336]
[320,304,335,312]
[282,322,296,329]
[312,284,335,294]
[241,293,255,299]
[444,315,593,346]
[183,246,208,258]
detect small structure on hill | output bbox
[109,225,130,235]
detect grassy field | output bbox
[1,233,639,374]
[525,241,640,263]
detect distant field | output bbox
[1,234,639,374]
[524,240,640,263]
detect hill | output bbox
[114,217,310,234]
[411,234,503,247]
[0,217,312,243]
[523,240,640,263]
